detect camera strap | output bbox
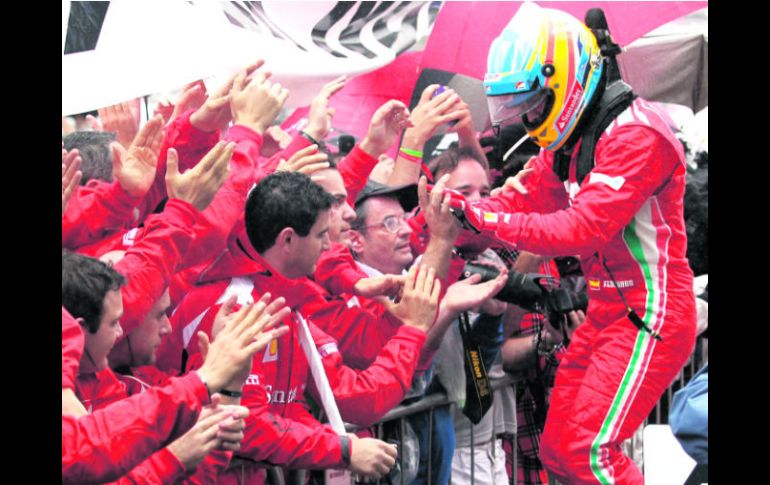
[599,255,662,341]
[458,312,494,424]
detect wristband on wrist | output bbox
[300,130,321,146]
[219,388,243,398]
[339,435,352,466]
[398,147,434,182]
[398,149,422,165]
[399,147,423,158]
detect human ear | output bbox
[277,227,295,251]
[349,230,365,254]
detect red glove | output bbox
[424,184,501,234]
[418,185,511,256]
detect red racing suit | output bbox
[158,242,427,483]
[313,241,368,296]
[475,98,697,484]
[109,199,199,345]
[73,367,229,484]
[312,143,398,296]
[62,307,84,390]
[63,110,219,252]
[115,366,232,484]
[62,371,210,484]
[62,179,141,250]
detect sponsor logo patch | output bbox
[122,228,138,247]
[556,84,584,131]
[264,384,299,404]
[346,296,360,308]
[588,172,626,191]
[245,374,261,386]
[588,279,636,290]
[318,342,338,358]
[604,280,634,289]
[262,338,279,363]
[483,212,498,223]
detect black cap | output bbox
[354,180,419,212]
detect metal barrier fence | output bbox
[269,335,708,485]
[621,334,708,473]
[342,375,519,485]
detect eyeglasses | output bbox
[356,213,409,234]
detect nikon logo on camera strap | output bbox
[469,349,490,397]
[459,312,494,424]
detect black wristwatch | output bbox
[339,435,352,466]
[219,388,244,398]
[300,130,321,146]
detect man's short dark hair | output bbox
[62,251,126,333]
[63,131,117,184]
[426,146,488,181]
[245,171,334,253]
[351,194,399,232]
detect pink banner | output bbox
[422,1,707,80]
[283,50,424,146]
[284,1,707,149]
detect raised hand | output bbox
[443,268,508,315]
[85,113,102,132]
[401,85,465,149]
[167,395,249,469]
[165,141,234,211]
[450,99,473,135]
[169,81,207,123]
[230,65,289,135]
[353,274,406,299]
[98,99,142,148]
[449,99,489,165]
[276,144,329,175]
[348,436,397,480]
[359,100,414,157]
[152,99,175,122]
[380,264,441,332]
[197,293,290,393]
[490,157,535,197]
[211,400,250,451]
[418,174,461,241]
[261,126,293,157]
[190,60,266,133]
[112,114,165,198]
[304,76,347,141]
[62,147,82,216]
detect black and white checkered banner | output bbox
[62,1,439,116]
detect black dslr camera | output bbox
[461,262,588,326]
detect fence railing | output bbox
[620,334,708,473]
[269,335,708,485]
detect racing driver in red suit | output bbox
[442,3,698,483]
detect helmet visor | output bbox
[487,88,549,126]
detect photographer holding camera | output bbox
[420,146,522,485]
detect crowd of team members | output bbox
[62,59,585,484]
